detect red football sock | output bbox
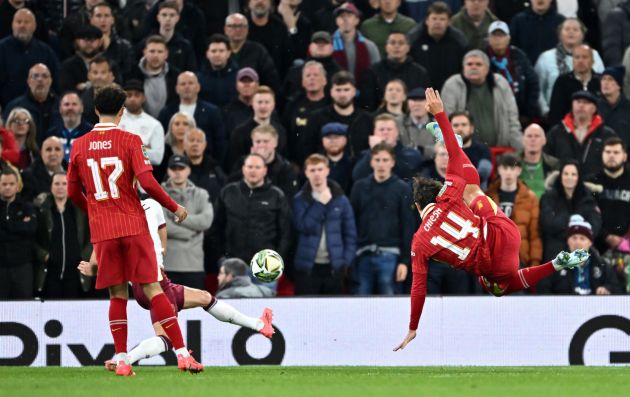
[504,262,555,294]
[150,293,185,349]
[109,298,128,354]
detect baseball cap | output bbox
[74,24,103,40]
[488,21,510,35]
[311,31,332,44]
[236,67,259,82]
[168,154,191,169]
[407,87,426,100]
[334,2,361,17]
[123,79,144,93]
[321,122,348,136]
[571,90,598,105]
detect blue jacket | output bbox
[0,36,60,107]
[292,180,357,272]
[509,8,565,65]
[159,100,226,164]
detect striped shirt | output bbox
[67,123,153,242]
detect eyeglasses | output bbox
[10,118,30,125]
[226,24,247,29]
[30,73,51,80]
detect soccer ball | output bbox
[250,249,284,282]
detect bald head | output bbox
[41,137,64,169]
[176,71,200,103]
[225,13,248,44]
[13,8,36,43]
[522,123,546,155]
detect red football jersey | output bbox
[67,123,153,242]
[408,173,492,330]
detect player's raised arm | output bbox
[425,88,463,165]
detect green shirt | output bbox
[520,160,546,198]
[360,13,417,57]
[467,84,495,146]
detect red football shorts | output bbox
[94,233,161,289]
[132,273,185,323]
[469,195,521,282]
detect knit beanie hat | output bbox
[602,65,625,89]
[567,214,593,241]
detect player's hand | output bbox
[174,205,188,224]
[393,329,417,351]
[77,261,94,276]
[425,88,444,115]
[396,264,408,282]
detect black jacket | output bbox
[215,180,292,263]
[231,40,281,93]
[509,8,566,64]
[544,114,617,177]
[281,56,341,103]
[408,23,468,91]
[198,58,238,108]
[539,178,602,261]
[158,100,226,164]
[358,57,431,111]
[548,71,601,126]
[487,45,541,118]
[301,105,373,163]
[585,166,630,252]
[189,155,227,204]
[0,195,39,267]
[350,173,415,266]
[3,90,61,145]
[136,31,197,72]
[598,95,630,144]
[21,159,63,202]
[538,248,622,294]
[226,118,287,171]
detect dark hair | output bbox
[370,142,396,158]
[387,30,408,43]
[496,152,521,168]
[449,110,474,125]
[61,90,82,102]
[90,1,112,16]
[603,136,627,152]
[145,34,167,48]
[413,176,443,208]
[89,54,112,71]
[0,167,19,179]
[207,33,231,50]
[426,1,451,18]
[554,159,588,200]
[331,70,356,87]
[94,84,127,116]
[221,258,248,276]
[158,0,179,13]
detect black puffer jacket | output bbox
[215,180,292,264]
[0,196,38,267]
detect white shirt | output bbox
[141,198,166,268]
[119,110,165,165]
[179,102,197,119]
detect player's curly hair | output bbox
[94,84,127,116]
[412,176,443,208]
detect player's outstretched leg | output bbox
[480,249,590,296]
[188,287,275,339]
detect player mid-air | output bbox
[67,84,201,375]
[394,88,589,351]
[78,198,274,370]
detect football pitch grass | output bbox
[2,366,629,397]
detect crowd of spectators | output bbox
[1,0,630,300]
